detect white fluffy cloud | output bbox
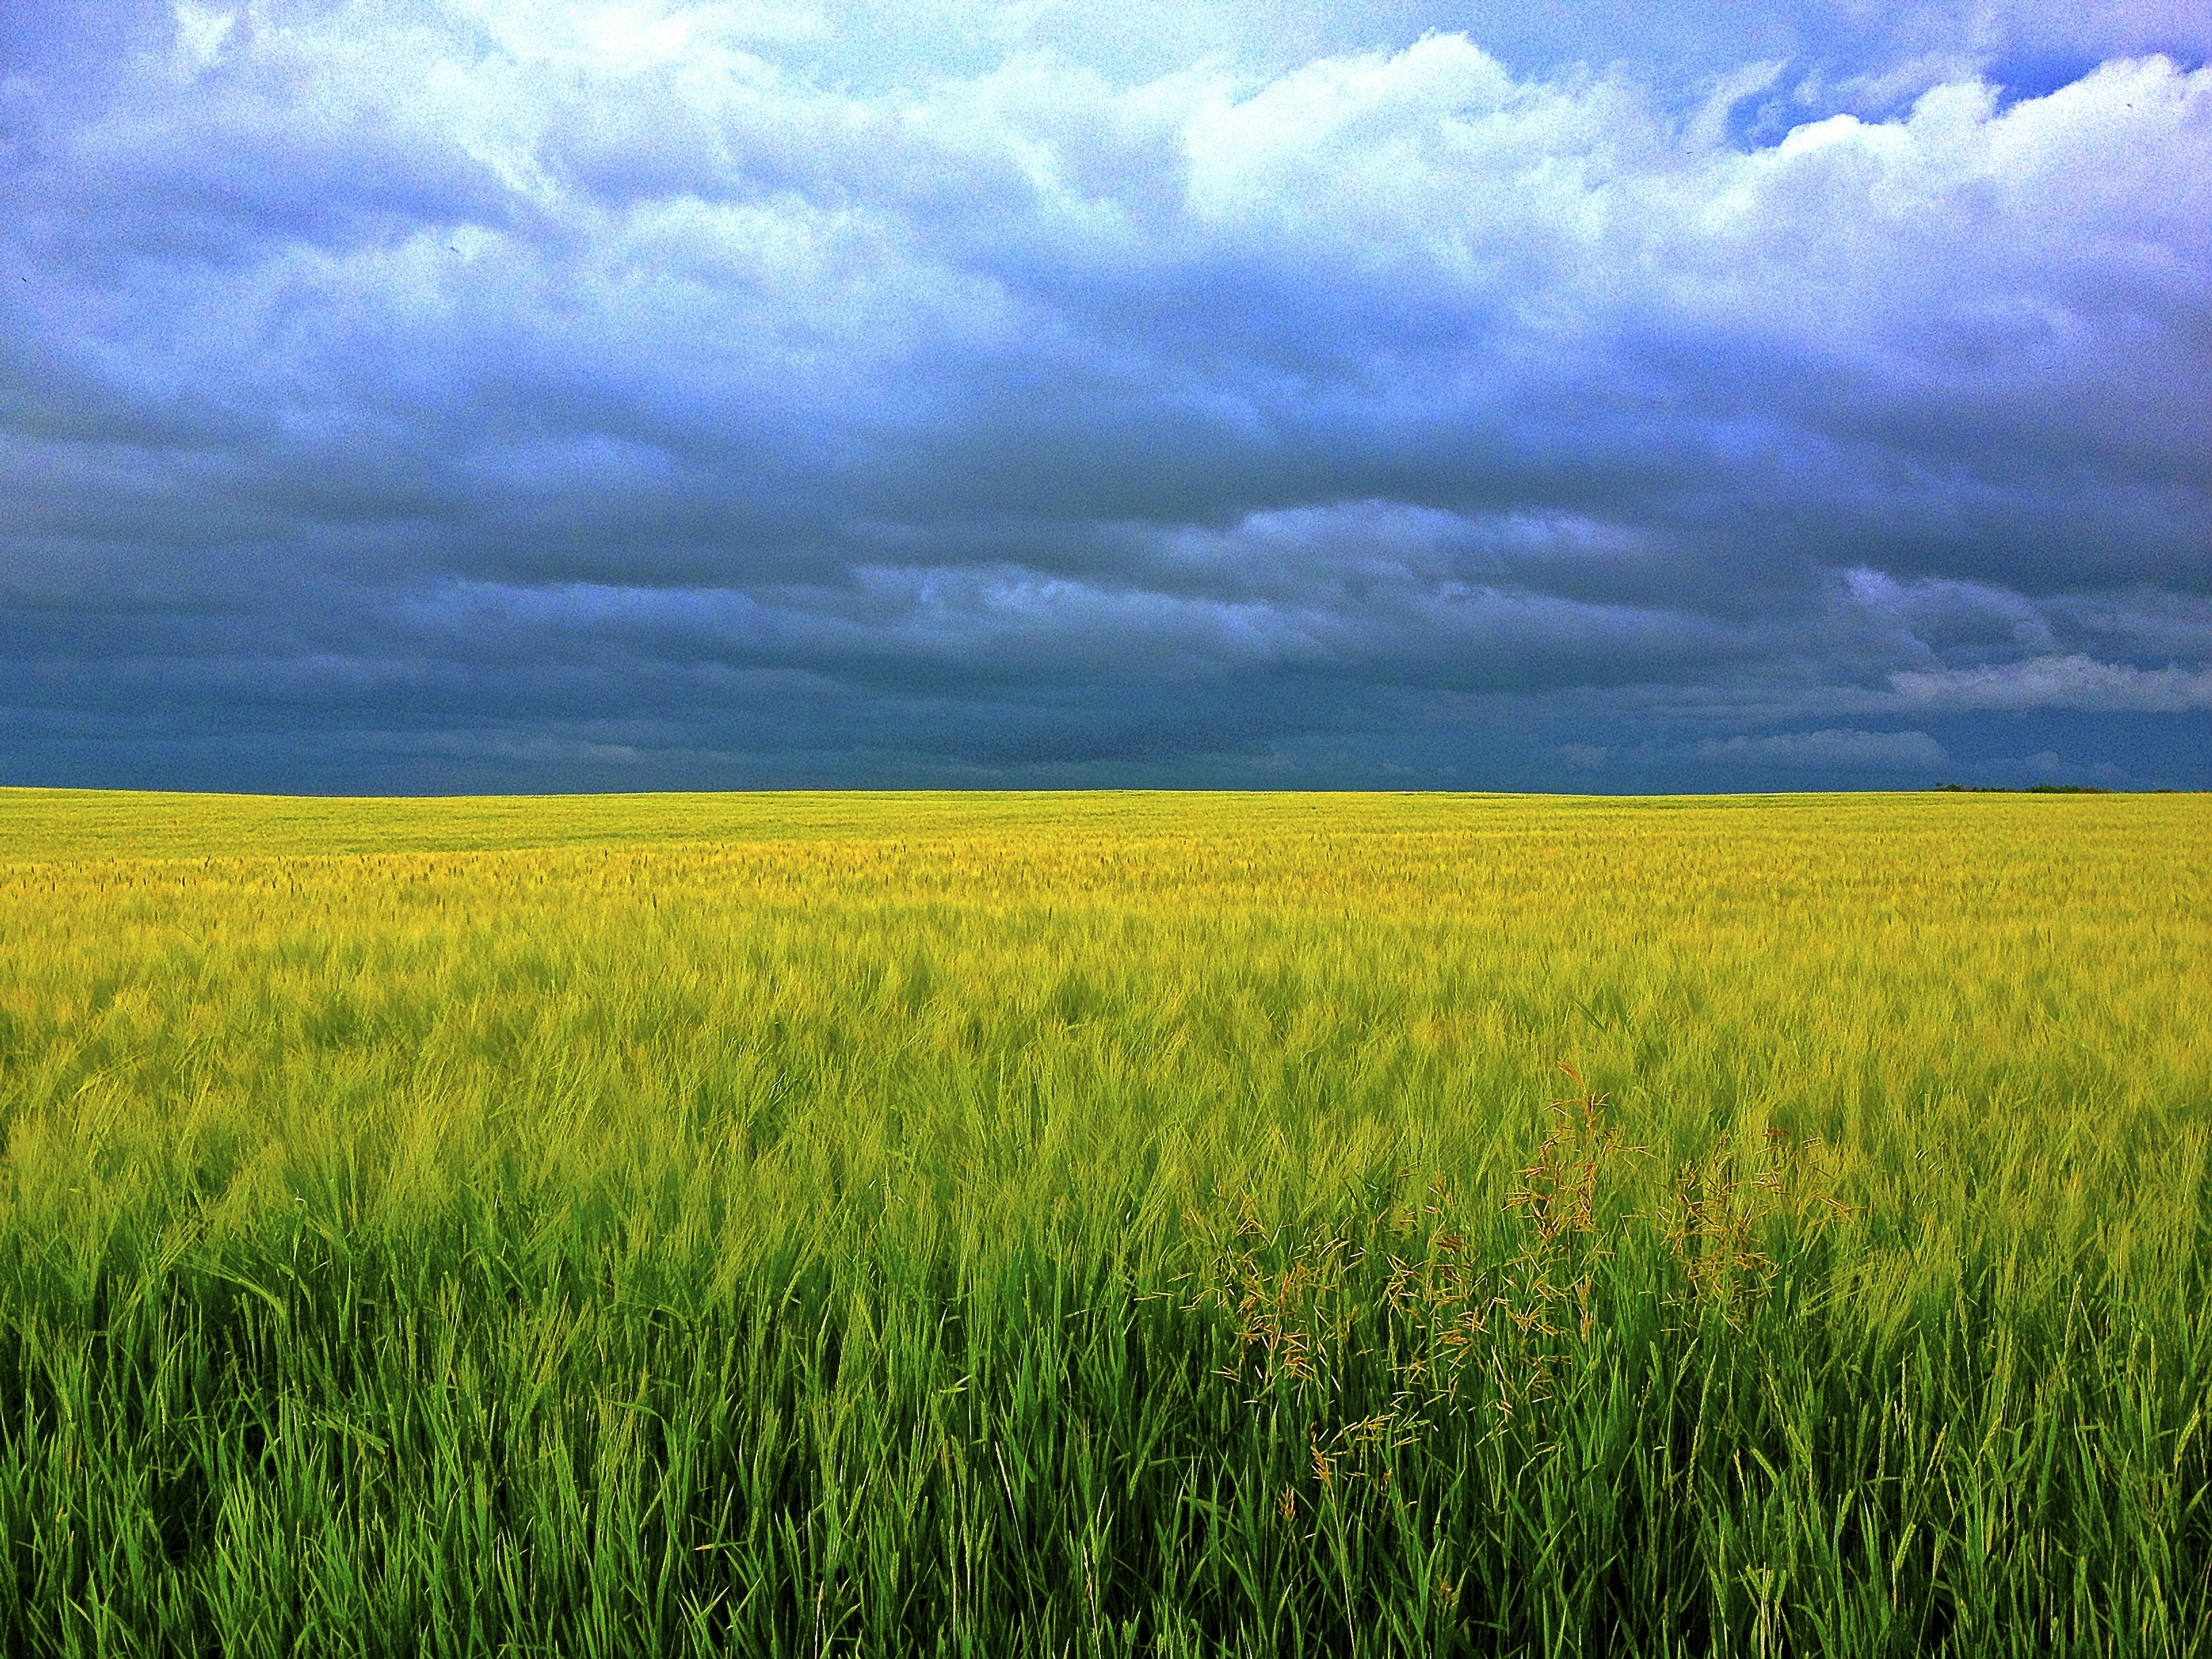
[1889,655,2212,711]
[1696,729,1948,768]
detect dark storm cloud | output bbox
[3,1,2209,792]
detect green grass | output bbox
[1,787,2207,1656]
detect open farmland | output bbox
[1,788,2208,1656]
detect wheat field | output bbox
[1,787,2207,1656]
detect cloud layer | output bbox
[3,0,2208,791]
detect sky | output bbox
[3,0,2209,794]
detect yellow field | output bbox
[0,787,2207,1655]
[6,790,2205,1250]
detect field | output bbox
[1,787,2208,1656]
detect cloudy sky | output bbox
[3,0,2208,792]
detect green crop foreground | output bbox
[1,787,2207,1656]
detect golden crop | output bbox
[5,789,2203,1254]
[1,787,2206,1654]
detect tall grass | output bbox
[0,788,2207,1655]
